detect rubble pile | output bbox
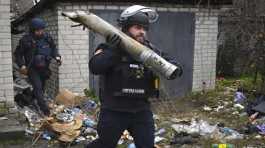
[18,89,99,146]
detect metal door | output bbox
[89,10,195,98]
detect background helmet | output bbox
[118,5,158,31]
[30,18,46,31]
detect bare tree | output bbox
[218,0,265,92]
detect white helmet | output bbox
[119,5,159,23]
[118,5,159,30]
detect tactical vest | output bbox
[104,53,157,98]
[31,36,52,69]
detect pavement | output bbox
[0,112,26,141]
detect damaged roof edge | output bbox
[11,0,233,27]
[11,0,54,27]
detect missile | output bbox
[62,11,181,80]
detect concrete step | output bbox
[0,115,26,140]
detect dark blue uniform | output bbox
[15,32,60,115]
[87,41,179,148]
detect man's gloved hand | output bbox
[169,60,183,77]
[55,56,62,66]
[176,65,183,77]
[20,65,28,75]
[106,34,122,49]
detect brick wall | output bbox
[193,10,218,91]
[41,9,60,98]
[0,0,14,108]
[57,3,90,94]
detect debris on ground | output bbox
[234,88,246,104]
[171,118,218,137]
[15,89,99,146]
[11,77,265,147]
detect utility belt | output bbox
[32,54,51,69]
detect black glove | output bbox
[176,65,183,77]
[169,60,183,77]
[106,34,121,49]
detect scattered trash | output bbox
[249,112,259,122]
[62,107,82,116]
[214,105,224,112]
[52,104,65,114]
[75,136,86,143]
[155,128,166,136]
[118,139,125,145]
[83,118,96,128]
[255,135,262,139]
[256,124,265,135]
[121,130,133,141]
[127,143,136,148]
[82,100,97,111]
[49,116,82,132]
[233,103,245,110]
[56,112,74,123]
[219,127,244,140]
[14,88,33,108]
[17,87,263,146]
[171,118,245,141]
[170,132,198,145]
[246,95,265,115]
[241,123,259,134]
[203,105,212,111]
[223,101,230,106]
[155,136,166,143]
[252,101,265,114]
[42,131,52,141]
[18,89,100,144]
[234,89,246,103]
[212,143,234,148]
[13,64,31,92]
[171,119,218,136]
[55,89,85,107]
[83,127,97,135]
[232,111,240,115]
[0,117,8,120]
[58,130,81,142]
[25,128,34,135]
[170,118,190,124]
[153,114,160,120]
[24,108,42,127]
[86,135,97,141]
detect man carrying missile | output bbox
[87,5,182,148]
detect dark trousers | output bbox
[86,109,155,148]
[28,68,50,115]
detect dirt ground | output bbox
[1,79,265,148]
